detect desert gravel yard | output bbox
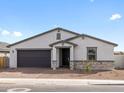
[0,68,124,80]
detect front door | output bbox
[61,48,70,68]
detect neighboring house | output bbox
[114,51,124,69]
[0,42,9,57]
[8,27,118,70]
[0,42,10,68]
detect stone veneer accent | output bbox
[73,60,114,70]
[51,60,57,70]
[70,61,74,70]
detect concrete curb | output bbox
[0,78,124,85]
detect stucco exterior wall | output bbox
[69,36,115,61]
[9,29,77,68]
[114,55,124,69]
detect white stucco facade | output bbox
[69,36,114,61]
[9,29,77,68]
[8,28,117,70]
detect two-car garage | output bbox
[17,50,51,68]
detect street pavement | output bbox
[0,84,124,92]
[0,79,124,92]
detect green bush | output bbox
[84,62,92,72]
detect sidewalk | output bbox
[0,78,124,85]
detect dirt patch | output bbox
[0,68,124,80]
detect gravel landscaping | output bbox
[0,68,124,80]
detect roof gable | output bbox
[49,40,78,47]
[50,34,118,47]
[83,34,118,46]
[7,27,80,47]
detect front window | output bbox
[56,33,61,40]
[87,47,97,61]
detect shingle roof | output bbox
[50,34,118,47]
[83,34,118,46]
[0,42,10,52]
[7,27,118,47]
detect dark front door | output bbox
[17,50,51,67]
[61,48,70,68]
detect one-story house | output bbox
[8,27,118,70]
[0,42,10,68]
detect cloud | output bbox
[110,13,122,21]
[0,28,22,37]
[1,30,10,36]
[13,31,22,37]
[90,0,95,3]
[53,24,61,27]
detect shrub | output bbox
[84,62,92,73]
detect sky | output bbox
[0,0,123,51]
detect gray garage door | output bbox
[17,50,51,67]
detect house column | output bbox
[52,47,57,70]
[10,49,17,68]
[70,46,74,70]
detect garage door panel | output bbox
[17,50,51,67]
